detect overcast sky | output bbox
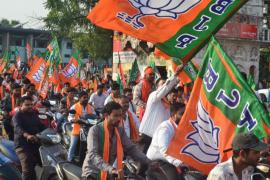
[0,0,48,29]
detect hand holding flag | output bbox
[174,64,185,77]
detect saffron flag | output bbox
[61,52,82,87]
[26,43,32,67]
[118,56,127,88]
[26,58,47,90]
[39,77,50,99]
[88,0,247,63]
[154,48,198,85]
[172,59,199,85]
[167,37,270,175]
[14,47,21,70]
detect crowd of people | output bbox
[0,63,268,180]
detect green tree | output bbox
[43,0,112,60]
[0,19,21,27]
[259,48,270,87]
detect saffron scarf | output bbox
[100,119,123,180]
[72,103,93,135]
[127,111,139,142]
[11,95,15,110]
[0,86,3,100]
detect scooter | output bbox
[61,112,100,165]
[35,128,67,180]
[136,159,206,180]
[0,138,20,166]
[0,152,22,180]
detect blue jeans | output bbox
[68,135,79,161]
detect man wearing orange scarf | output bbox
[82,102,150,180]
[133,66,155,121]
[116,95,140,142]
[68,91,95,162]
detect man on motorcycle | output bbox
[104,82,120,105]
[82,101,151,180]
[116,95,140,142]
[89,84,107,116]
[146,102,186,179]
[208,133,269,180]
[13,96,46,180]
[68,91,95,162]
[57,87,77,133]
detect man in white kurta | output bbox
[147,103,185,167]
[138,65,183,152]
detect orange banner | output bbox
[167,77,236,175]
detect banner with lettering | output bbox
[88,0,247,63]
[167,37,270,174]
[26,58,47,90]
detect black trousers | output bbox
[15,147,41,180]
[137,134,152,154]
[3,118,14,140]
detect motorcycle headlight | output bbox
[47,134,61,144]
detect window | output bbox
[35,40,48,48]
[64,54,71,58]
[10,38,23,46]
[66,42,72,49]
[15,39,23,46]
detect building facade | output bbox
[0,27,74,64]
[194,0,267,83]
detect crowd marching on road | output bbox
[0,61,268,180]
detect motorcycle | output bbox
[141,160,206,180]
[0,152,22,180]
[251,157,270,179]
[0,138,20,166]
[35,128,67,180]
[73,114,100,166]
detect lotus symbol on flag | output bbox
[32,64,45,83]
[181,99,221,164]
[117,0,201,29]
[62,63,78,78]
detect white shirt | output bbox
[139,76,178,137]
[128,102,136,114]
[207,158,254,180]
[147,120,182,167]
[104,94,113,105]
[89,92,107,111]
[123,111,140,138]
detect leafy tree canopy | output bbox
[0,19,21,28]
[43,0,112,60]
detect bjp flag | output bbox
[88,0,247,63]
[172,60,199,85]
[26,58,46,90]
[167,37,270,175]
